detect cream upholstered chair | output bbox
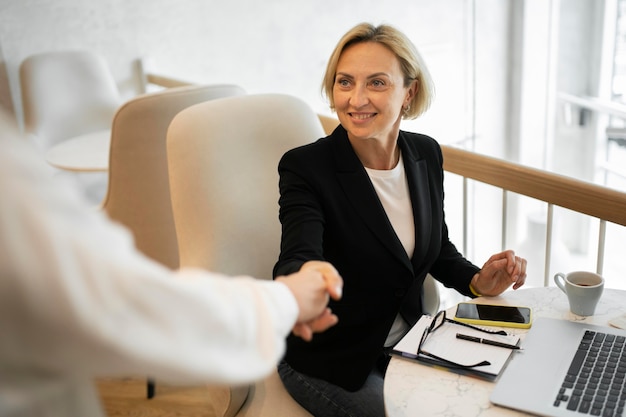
[422,274,441,315]
[167,94,323,417]
[167,94,324,278]
[19,50,121,152]
[100,83,246,398]
[317,113,340,135]
[101,83,246,270]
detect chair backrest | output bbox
[422,274,441,315]
[166,93,325,278]
[317,113,340,135]
[101,84,246,269]
[19,50,122,150]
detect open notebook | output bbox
[392,313,521,380]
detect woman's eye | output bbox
[337,79,351,87]
[371,79,385,87]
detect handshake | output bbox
[275,261,343,341]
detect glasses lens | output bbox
[419,327,429,350]
[432,310,445,331]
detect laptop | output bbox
[490,317,626,417]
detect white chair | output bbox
[19,50,121,153]
[167,94,324,417]
[423,274,441,315]
[19,50,122,203]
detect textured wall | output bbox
[0,0,510,147]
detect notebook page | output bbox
[393,315,520,377]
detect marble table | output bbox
[383,287,626,417]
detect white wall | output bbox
[0,0,511,150]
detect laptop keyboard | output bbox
[553,330,626,416]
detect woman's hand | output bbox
[276,261,343,341]
[471,250,527,297]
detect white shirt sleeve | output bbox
[0,124,299,386]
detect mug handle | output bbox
[554,272,567,293]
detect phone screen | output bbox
[455,303,531,324]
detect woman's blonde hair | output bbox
[322,23,435,120]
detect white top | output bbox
[0,119,298,417]
[365,153,415,347]
[364,153,415,258]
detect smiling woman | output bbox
[321,23,435,121]
[272,22,527,417]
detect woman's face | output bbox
[333,41,415,144]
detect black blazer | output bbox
[273,125,479,391]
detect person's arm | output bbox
[429,227,481,297]
[424,140,526,297]
[420,139,481,296]
[0,126,335,385]
[273,149,327,278]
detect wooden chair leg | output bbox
[147,378,156,399]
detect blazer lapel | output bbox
[332,129,414,272]
[398,134,432,269]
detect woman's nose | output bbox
[349,86,369,107]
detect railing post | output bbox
[501,190,508,251]
[597,220,606,275]
[463,177,468,256]
[544,205,554,287]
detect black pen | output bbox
[456,333,522,350]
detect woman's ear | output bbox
[406,79,419,105]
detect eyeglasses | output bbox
[416,310,508,369]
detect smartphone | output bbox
[454,303,532,329]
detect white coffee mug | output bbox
[554,271,604,316]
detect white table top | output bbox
[45,130,110,172]
[383,286,626,417]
